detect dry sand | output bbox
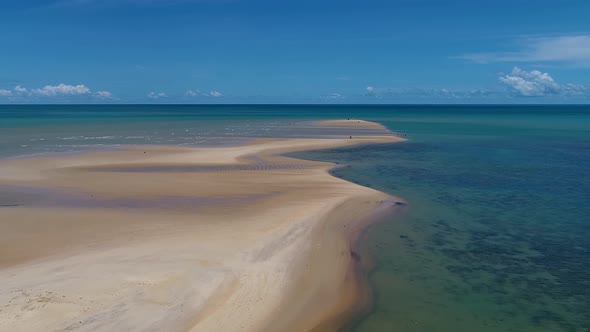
[0,120,405,332]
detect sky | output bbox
[1,0,590,104]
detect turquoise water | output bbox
[2,105,589,331]
[294,106,590,332]
[0,105,319,158]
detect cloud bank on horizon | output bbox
[499,68,587,97]
[0,84,114,101]
[1,67,588,103]
[1,0,590,103]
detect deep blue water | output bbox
[1,105,589,331]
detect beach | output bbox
[0,119,405,332]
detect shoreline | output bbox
[302,196,409,332]
[0,120,405,331]
[326,198,409,332]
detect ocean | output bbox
[1,105,589,331]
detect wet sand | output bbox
[0,120,405,331]
[314,119,388,131]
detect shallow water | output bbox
[0,105,382,159]
[2,105,589,331]
[295,107,590,332]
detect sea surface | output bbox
[1,105,589,331]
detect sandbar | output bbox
[0,120,405,331]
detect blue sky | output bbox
[1,0,590,103]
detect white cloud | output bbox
[185,89,223,98]
[561,83,588,95]
[147,91,167,99]
[1,83,112,100]
[364,86,499,99]
[460,35,590,65]
[321,93,344,101]
[95,90,113,99]
[362,68,587,100]
[14,85,29,95]
[185,89,205,97]
[499,67,586,97]
[33,83,90,96]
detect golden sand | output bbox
[0,120,404,331]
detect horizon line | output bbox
[2,103,590,107]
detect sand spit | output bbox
[0,120,404,332]
[314,119,388,131]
